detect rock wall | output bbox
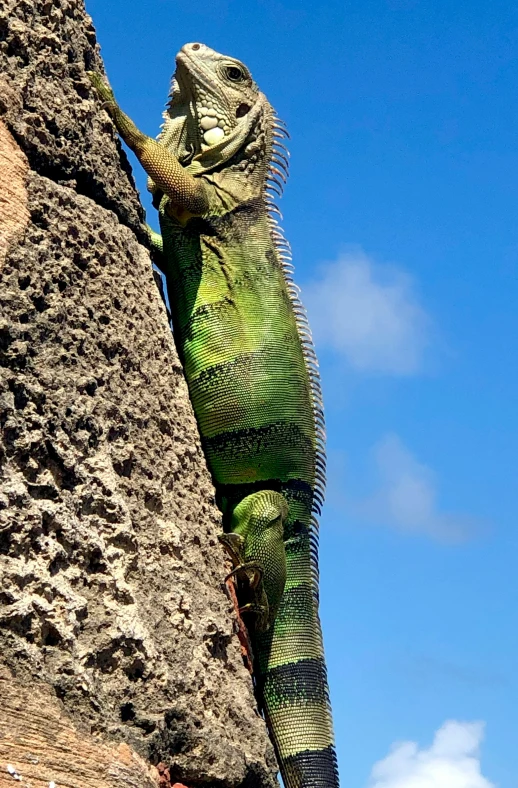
[0,1,278,785]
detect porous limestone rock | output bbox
[0,1,278,785]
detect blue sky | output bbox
[86,0,517,784]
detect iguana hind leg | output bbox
[226,490,288,633]
[219,532,269,629]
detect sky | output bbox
[85,1,518,785]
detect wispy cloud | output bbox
[354,434,478,542]
[304,249,430,375]
[400,654,507,690]
[367,720,494,788]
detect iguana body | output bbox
[89,44,339,787]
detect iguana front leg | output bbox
[87,73,209,216]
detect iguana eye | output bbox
[226,65,244,82]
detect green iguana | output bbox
[88,42,339,788]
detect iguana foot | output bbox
[224,559,263,590]
[239,601,270,633]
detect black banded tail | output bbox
[254,536,339,788]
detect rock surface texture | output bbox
[0,1,278,786]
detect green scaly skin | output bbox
[88,44,339,788]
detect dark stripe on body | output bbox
[203,421,315,486]
[217,478,314,511]
[189,349,308,404]
[204,422,313,454]
[189,353,313,439]
[281,746,340,788]
[259,657,329,707]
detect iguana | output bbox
[88,43,339,788]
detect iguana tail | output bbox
[254,505,339,788]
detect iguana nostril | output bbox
[192,43,200,51]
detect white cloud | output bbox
[367,720,494,788]
[357,434,476,542]
[304,249,430,375]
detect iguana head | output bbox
[152,43,289,202]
